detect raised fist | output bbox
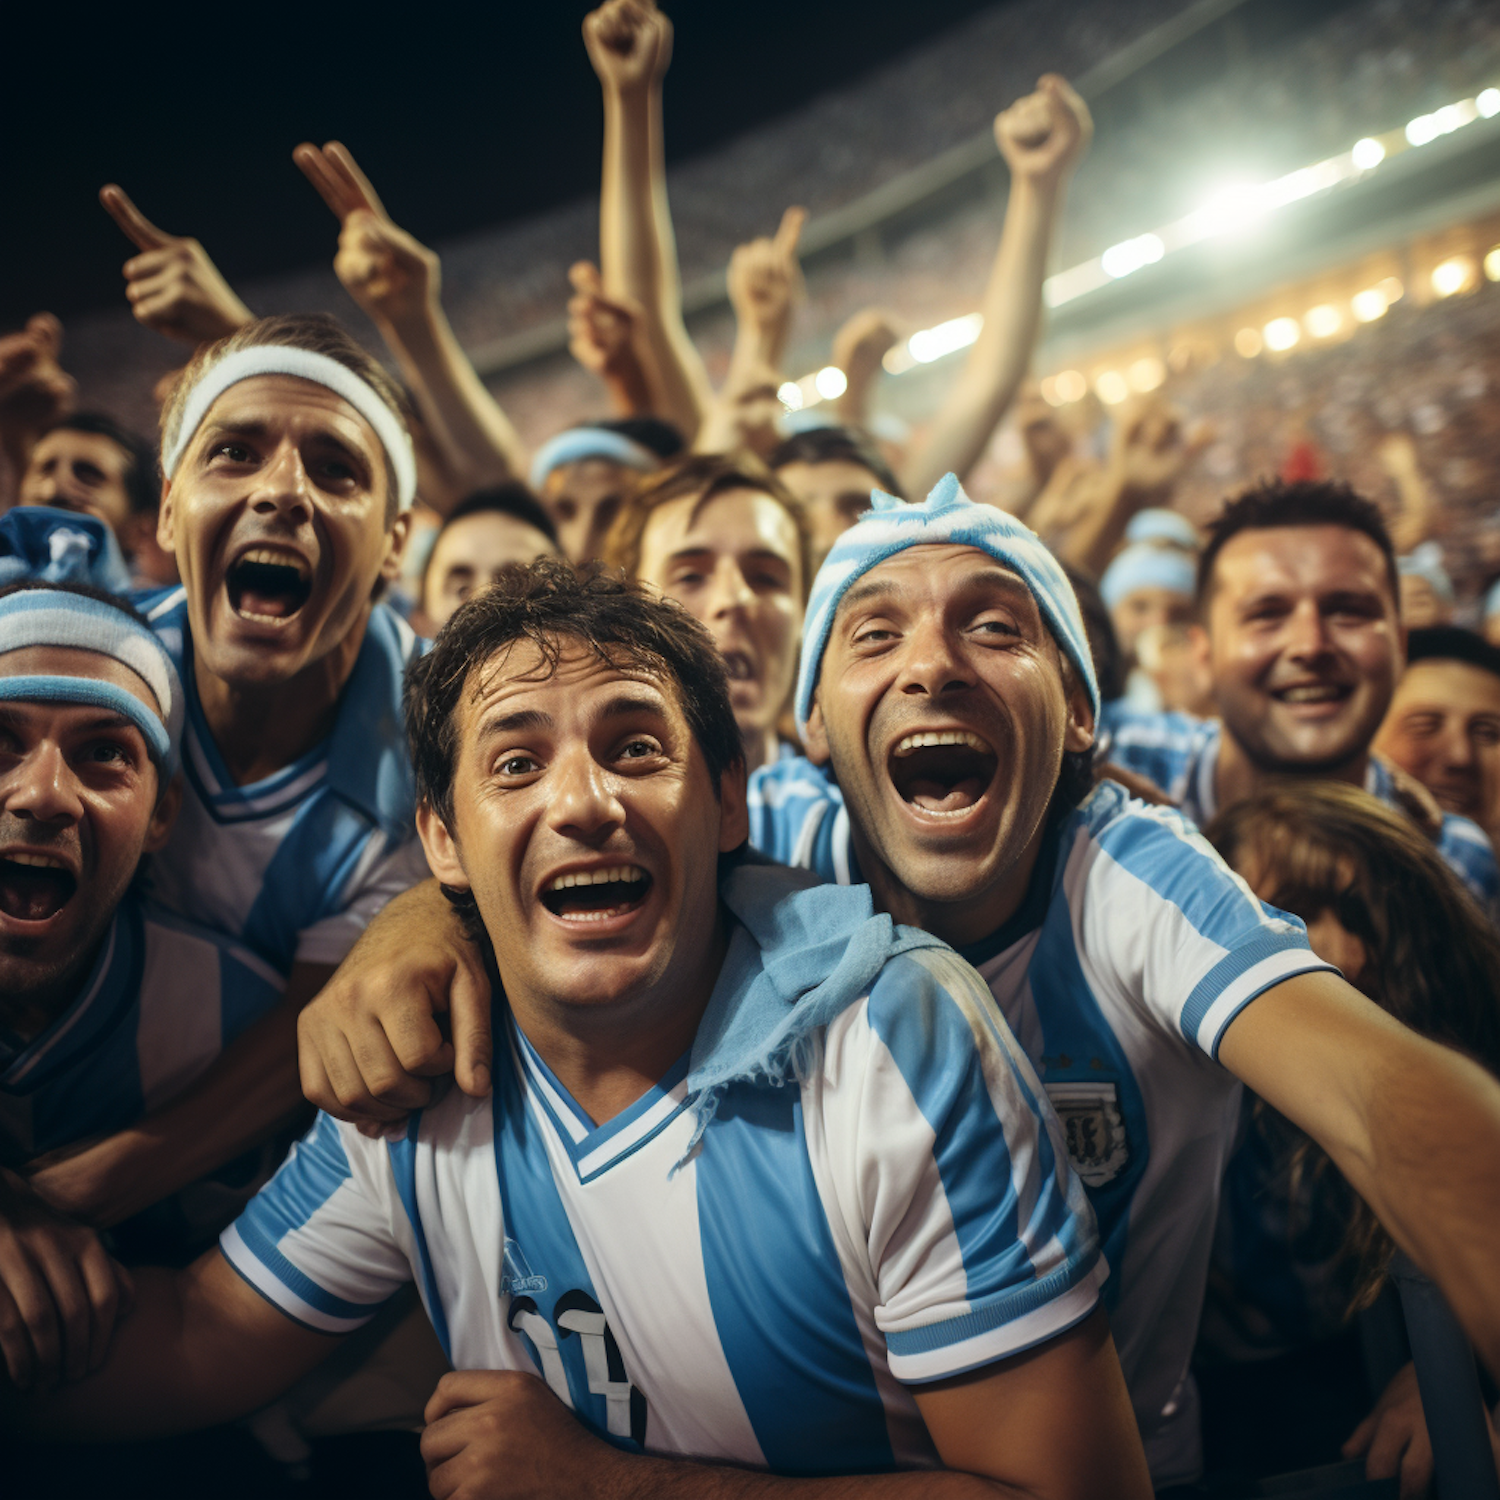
[0,314,75,428]
[567,260,640,377]
[583,0,673,91]
[1109,398,1199,497]
[99,186,252,345]
[726,207,806,334]
[994,74,1092,187]
[831,308,899,381]
[294,142,439,328]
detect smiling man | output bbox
[1104,479,1498,906]
[11,563,1151,1500]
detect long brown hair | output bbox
[1206,780,1500,1309]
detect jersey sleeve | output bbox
[293,835,431,967]
[1072,789,1338,1058]
[1436,813,1500,910]
[219,1111,413,1333]
[746,757,852,883]
[829,946,1106,1384]
[1097,707,1201,801]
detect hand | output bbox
[831,307,898,384]
[726,207,807,335]
[567,261,640,378]
[99,186,253,345]
[1108,399,1195,497]
[422,1370,626,1500]
[1343,1362,1436,1499]
[296,882,492,1129]
[0,313,76,428]
[0,1168,133,1392]
[294,141,439,328]
[583,0,673,93]
[994,74,1092,188]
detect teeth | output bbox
[238,547,310,580]
[893,730,992,756]
[1278,685,1343,702]
[545,866,647,892]
[4,852,68,870]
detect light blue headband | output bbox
[1124,507,1198,550]
[528,428,659,490]
[1099,543,1197,610]
[1397,541,1455,605]
[795,473,1099,738]
[0,590,182,774]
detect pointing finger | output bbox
[322,142,388,221]
[293,142,358,223]
[99,185,174,252]
[773,206,807,258]
[569,260,603,296]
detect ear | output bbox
[717,758,751,853]
[156,479,176,553]
[801,699,832,767]
[1063,673,1095,755]
[417,800,469,889]
[381,511,413,584]
[143,772,183,853]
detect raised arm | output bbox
[294,141,527,509]
[586,0,714,440]
[567,260,660,417]
[0,314,75,502]
[98,186,253,346]
[901,75,1090,499]
[831,309,899,434]
[1219,968,1500,1379]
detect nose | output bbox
[3,742,85,827]
[1440,723,1477,771]
[898,614,977,699]
[546,745,626,844]
[251,440,315,526]
[1282,599,1335,663]
[704,558,754,621]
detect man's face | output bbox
[1205,526,1402,775]
[1375,658,1500,827]
[1110,585,1195,659]
[421,511,557,631]
[159,375,409,689]
[635,488,803,741]
[542,458,638,564]
[0,645,175,1004]
[1398,574,1451,629]
[417,643,746,1017]
[18,429,138,538]
[774,459,879,570]
[805,545,1092,918]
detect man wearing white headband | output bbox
[0,581,283,1395]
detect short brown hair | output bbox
[602,451,812,602]
[159,314,413,525]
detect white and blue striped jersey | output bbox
[0,893,283,1164]
[133,589,431,972]
[746,757,1335,1486]
[222,920,1105,1474]
[1102,707,1500,907]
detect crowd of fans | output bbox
[3,2,1500,1498]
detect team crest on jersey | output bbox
[500,1236,548,1296]
[1045,1081,1129,1187]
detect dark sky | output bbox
[4,0,1005,325]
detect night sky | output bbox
[4,0,1004,325]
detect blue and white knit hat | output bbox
[1397,541,1455,606]
[794,473,1099,737]
[0,585,183,775]
[1099,542,1197,610]
[1124,507,1199,551]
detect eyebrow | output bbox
[474,692,669,743]
[197,418,369,469]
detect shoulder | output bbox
[747,753,841,808]
[139,904,286,998]
[1436,813,1500,902]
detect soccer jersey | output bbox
[223,871,1105,1475]
[134,589,430,972]
[746,756,1336,1486]
[1102,707,1500,907]
[0,892,283,1164]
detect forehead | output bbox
[778,459,882,503]
[460,638,680,729]
[1395,658,1500,712]
[194,374,384,461]
[545,458,634,505]
[29,427,128,475]
[1214,525,1391,598]
[0,643,160,718]
[432,512,554,573]
[642,487,799,560]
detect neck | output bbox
[741,724,779,776]
[193,606,370,785]
[853,815,1050,951]
[1214,728,1369,813]
[504,905,730,1127]
[1,929,112,1045]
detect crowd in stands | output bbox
[3,3,1500,1498]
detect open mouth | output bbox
[227,548,313,624]
[539,865,652,923]
[0,853,77,924]
[721,651,756,684]
[888,730,998,817]
[1270,683,1351,706]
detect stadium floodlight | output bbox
[1263,317,1301,352]
[1485,247,1500,282]
[777,381,804,411]
[908,313,982,365]
[1376,276,1404,303]
[814,366,848,400]
[1351,137,1386,170]
[1128,356,1166,392]
[1055,369,1088,403]
[1431,257,1475,297]
[1304,304,1343,338]
[1101,233,1165,279]
[1406,114,1440,147]
[1095,370,1130,404]
[1480,88,1500,119]
[1234,327,1264,358]
[1351,288,1389,323]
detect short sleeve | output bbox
[829,946,1106,1384]
[220,1112,412,1333]
[1074,793,1337,1057]
[294,836,431,967]
[746,757,852,883]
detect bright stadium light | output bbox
[1304,304,1343,338]
[1377,276,1405,303]
[1054,369,1088,403]
[1263,317,1301,352]
[1101,233,1165,279]
[814,366,848,400]
[1351,137,1386,170]
[1128,356,1166,392]
[1431,256,1476,297]
[1406,113,1440,147]
[1351,288,1389,322]
[1485,247,1500,282]
[908,313,982,365]
[1040,376,1064,407]
[1095,370,1130,404]
[1234,327,1263,358]
[777,381,804,411]
[1480,88,1500,119]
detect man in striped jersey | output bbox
[10,563,1153,1498]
